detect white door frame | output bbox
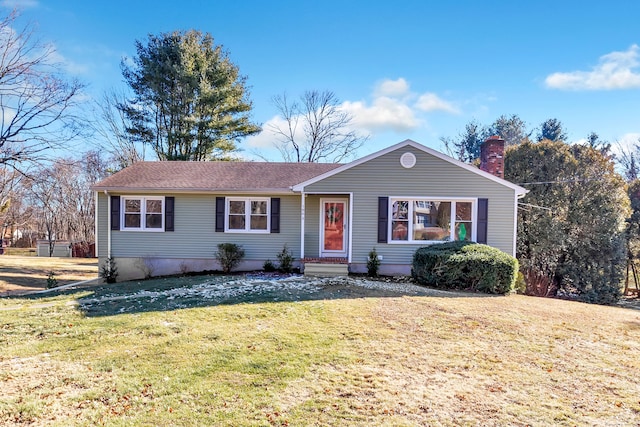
[319,198,349,258]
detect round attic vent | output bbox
[400,152,416,168]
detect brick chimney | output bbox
[480,135,505,179]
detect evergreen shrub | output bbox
[263,259,277,272]
[412,241,518,294]
[367,248,380,277]
[99,257,118,283]
[277,244,294,273]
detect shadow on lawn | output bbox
[8,273,499,317]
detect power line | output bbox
[518,202,552,211]
[517,178,601,185]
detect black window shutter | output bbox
[165,197,175,231]
[378,197,389,243]
[215,197,225,232]
[110,195,120,230]
[477,198,488,244]
[271,198,280,233]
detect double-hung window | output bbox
[226,197,270,233]
[122,196,164,231]
[390,198,475,243]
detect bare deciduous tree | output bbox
[270,90,368,163]
[615,137,640,182]
[91,90,145,171]
[0,10,84,173]
[26,165,62,256]
[26,152,107,255]
[0,168,18,243]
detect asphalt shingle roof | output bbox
[92,161,343,193]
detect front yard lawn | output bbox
[1,276,640,426]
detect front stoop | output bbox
[302,258,349,277]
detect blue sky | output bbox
[6,0,640,161]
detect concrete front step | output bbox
[303,262,349,277]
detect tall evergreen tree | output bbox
[486,114,530,146]
[442,114,529,163]
[585,131,611,155]
[121,30,261,161]
[537,118,567,142]
[505,140,629,304]
[441,120,486,163]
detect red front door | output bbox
[321,199,347,257]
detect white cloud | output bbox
[1,0,38,8]
[342,97,420,133]
[245,116,284,149]
[572,133,640,162]
[245,115,308,149]
[47,47,89,75]
[545,45,640,90]
[2,105,15,124]
[342,78,458,134]
[248,78,459,150]
[619,132,640,145]
[612,132,640,155]
[374,78,410,97]
[0,27,88,76]
[415,93,460,114]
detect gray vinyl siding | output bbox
[303,195,321,258]
[304,146,517,265]
[96,192,108,258]
[102,193,301,261]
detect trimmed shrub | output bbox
[216,243,245,273]
[412,241,518,294]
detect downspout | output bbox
[348,192,353,263]
[94,191,99,258]
[104,190,111,260]
[300,190,305,264]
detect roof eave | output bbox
[91,186,297,195]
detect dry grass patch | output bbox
[277,295,640,426]
[0,256,98,295]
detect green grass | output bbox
[1,288,360,426]
[1,279,640,426]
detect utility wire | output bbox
[518,202,552,211]
[517,178,600,185]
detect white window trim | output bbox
[224,197,271,233]
[121,196,165,232]
[388,197,477,244]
